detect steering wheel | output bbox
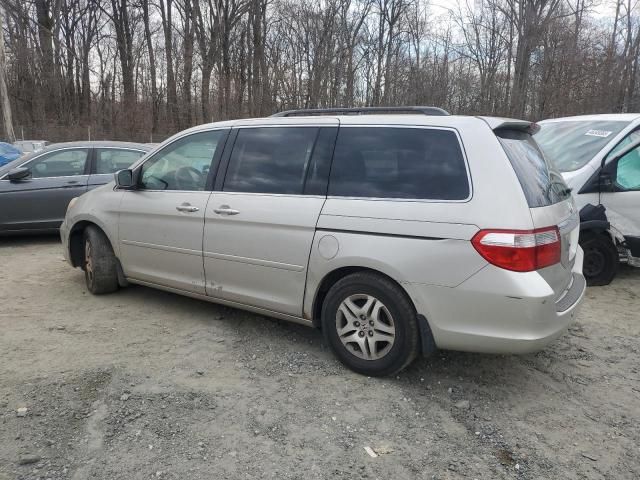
[174,166,203,190]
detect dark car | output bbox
[0,141,150,235]
[0,142,22,167]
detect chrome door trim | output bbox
[121,239,202,257]
[202,250,305,272]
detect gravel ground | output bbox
[0,235,639,480]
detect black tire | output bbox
[580,231,619,286]
[321,272,421,377]
[83,226,119,294]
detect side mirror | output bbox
[114,169,136,189]
[6,167,30,181]
[599,172,614,192]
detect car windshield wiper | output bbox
[546,180,572,199]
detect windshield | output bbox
[534,121,629,172]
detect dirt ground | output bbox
[0,235,638,480]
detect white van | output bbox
[536,114,640,285]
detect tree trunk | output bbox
[34,0,57,118]
[142,0,159,134]
[182,0,195,127]
[0,6,15,142]
[160,0,178,129]
[201,65,213,122]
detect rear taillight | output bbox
[471,227,561,272]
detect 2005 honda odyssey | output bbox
[61,107,586,376]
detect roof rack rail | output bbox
[270,106,450,117]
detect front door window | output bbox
[616,146,640,191]
[139,131,225,191]
[27,149,89,178]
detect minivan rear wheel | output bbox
[321,272,420,376]
[580,232,618,286]
[83,226,119,294]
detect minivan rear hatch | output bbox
[495,126,580,298]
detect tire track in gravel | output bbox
[71,400,108,480]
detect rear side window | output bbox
[95,149,145,174]
[497,129,571,207]
[224,127,319,194]
[328,127,469,200]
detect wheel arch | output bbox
[579,226,616,245]
[311,266,379,328]
[309,265,436,357]
[68,220,116,268]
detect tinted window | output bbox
[28,149,89,178]
[616,146,640,190]
[535,121,628,172]
[304,127,337,195]
[96,149,145,174]
[140,130,224,191]
[497,129,571,207]
[328,127,469,200]
[224,127,318,194]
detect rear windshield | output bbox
[534,120,629,172]
[497,128,571,208]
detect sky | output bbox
[428,0,622,18]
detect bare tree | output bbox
[141,0,159,133]
[0,5,15,142]
[0,0,638,142]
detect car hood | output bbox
[561,163,596,191]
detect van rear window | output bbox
[328,127,470,200]
[496,128,571,208]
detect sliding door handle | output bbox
[213,205,240,215]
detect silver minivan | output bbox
[61,107,585,376]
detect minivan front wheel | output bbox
[580,232,619,286]
[322,272,420,376]
[83,226,119,294]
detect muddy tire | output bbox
[321,272,420,377]
[580,231,619,287]
[83,226,119,294]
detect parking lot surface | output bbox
[1,236,639,480]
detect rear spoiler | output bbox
[477,117,540,134]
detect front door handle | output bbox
[213,205,240,215]
[176,203,199,213]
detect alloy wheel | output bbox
[335,294,396,360]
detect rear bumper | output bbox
[406,247,586,354]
